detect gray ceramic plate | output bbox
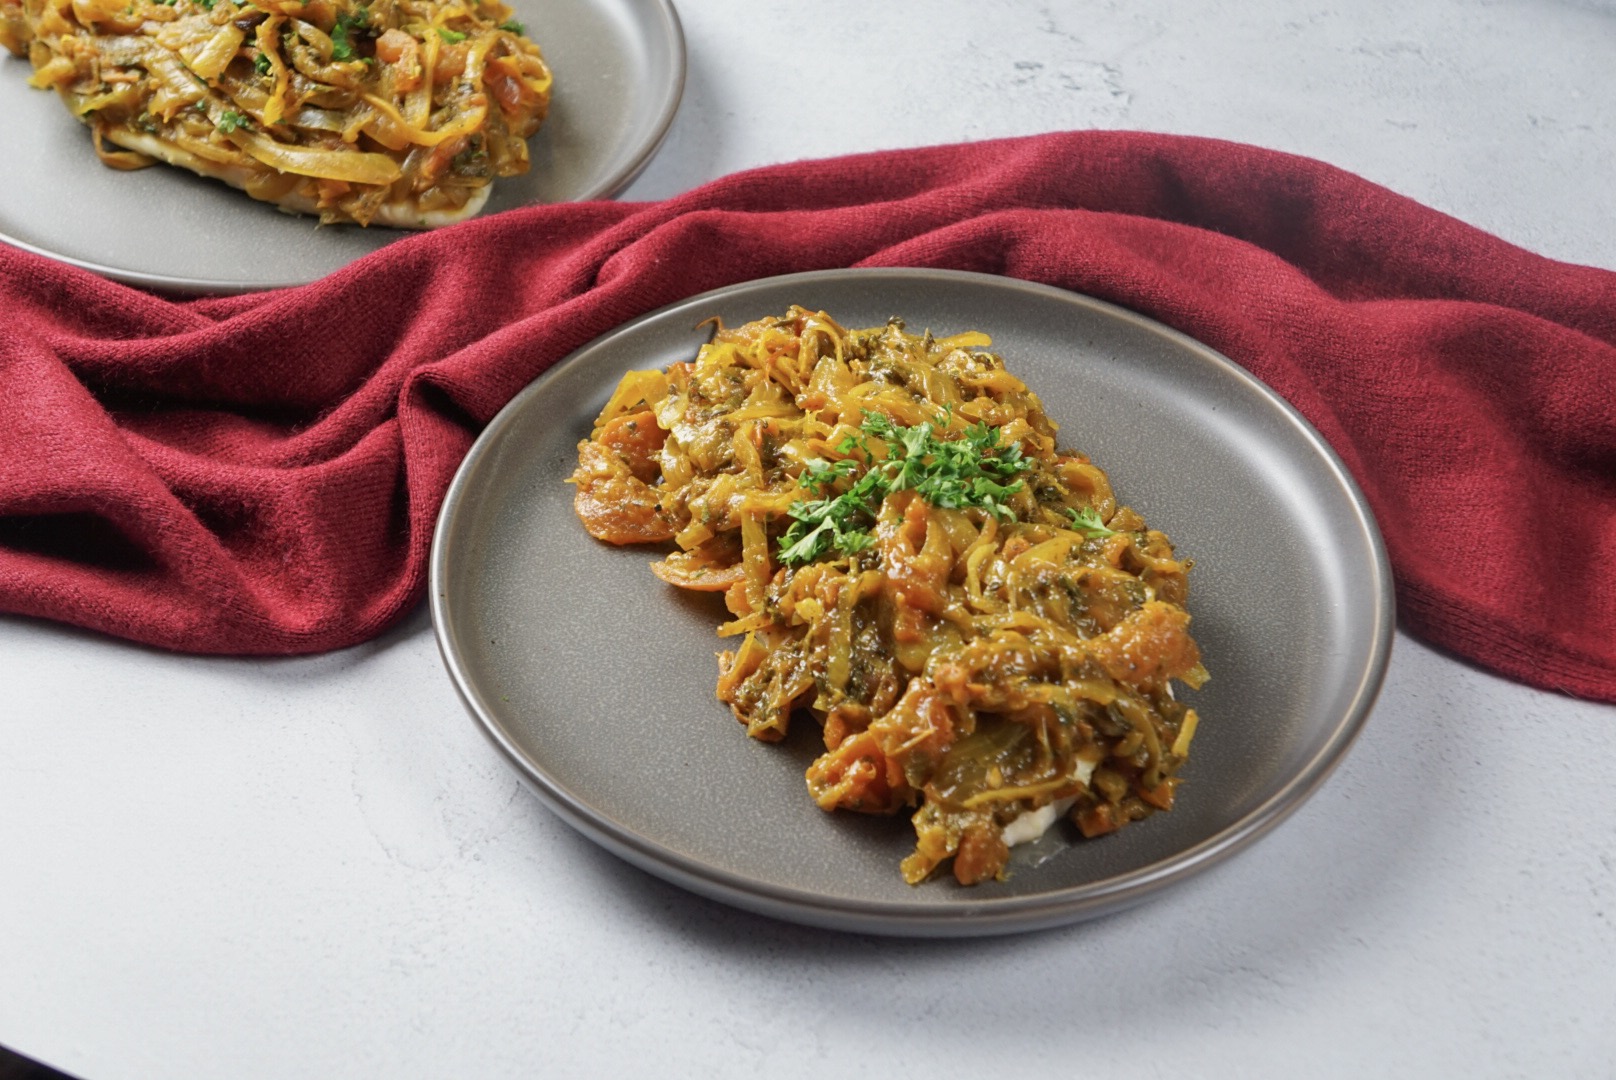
[0,0,683,293]
[430,269,1394,937]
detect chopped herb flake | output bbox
[497,18,524,33]
[437,27,467,42]
[1066,505,1118,537]
[216,110,250,133]
[330,16,359,60]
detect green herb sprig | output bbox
[1066,505,1117,537]
[330,11,369,61]
[777,413,1033,567]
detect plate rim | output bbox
[0,0,686,294]
[429,267,1397,937]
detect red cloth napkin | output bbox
[2,131,1613,701]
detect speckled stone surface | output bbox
[3,1,1614,1076]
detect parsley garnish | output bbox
[777,413,1033,567]
[498,18,524,33]
[797,456,859,496]
[216,110,250,133]
[437,26,467,42]
[254,52,272,75]
[1066,505,1117,537]
[330,15,359,60]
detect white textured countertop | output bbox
[4,1,1615,1077]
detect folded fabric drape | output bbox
[1,131,1612,701]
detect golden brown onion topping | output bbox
[3,0,552,226]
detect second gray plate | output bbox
[430,269,1394,937]
[0,0,683,292]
